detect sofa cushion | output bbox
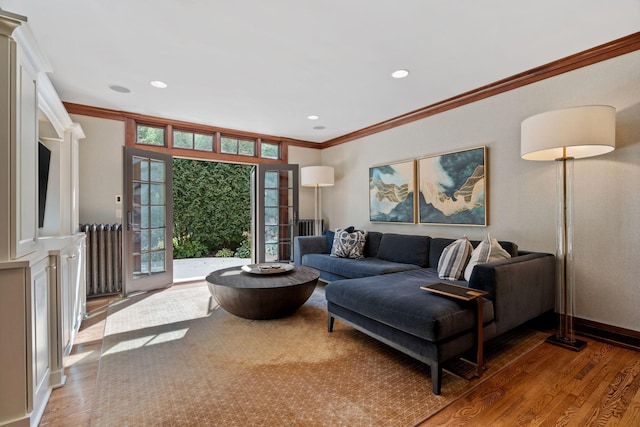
[302,253,421,279]
[376,233,431,267]
[331,229,367,259]
[438,238,473,280]
[363,231,383,258]
[464,234,511,281]
[325,269,494,342]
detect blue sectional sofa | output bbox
[294,231,555,394]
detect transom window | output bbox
[261,142,279,159]
[221,136,255,156]
[173,130,214,152]
[132,121,286,163]
[137,125,165,146]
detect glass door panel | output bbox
[252,165,299,263]
[123,147,173,294]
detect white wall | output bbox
[321,51,640,332]
[73,115,321,224]
[73,114,124,225]
[73,51,639,331]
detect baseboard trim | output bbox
[574,317,640,352]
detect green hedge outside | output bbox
[172,159,252,259]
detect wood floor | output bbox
[422,337,640,426]
[40,295,640,426]
[39,296,115,426]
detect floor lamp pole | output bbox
[546,153,586,351]
[314,184,322,235]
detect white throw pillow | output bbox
[437,238,473,280]
[464,234,511,281]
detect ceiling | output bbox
[1,1,639,143]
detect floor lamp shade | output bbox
[521,105,616,160]
[521,105,615,351]
[301,166,334,187]
[300,166,334,235]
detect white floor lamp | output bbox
[300,166,334,235]
[521,105,616,351]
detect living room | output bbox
[1,1,639,426]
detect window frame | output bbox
[125,118,290,165]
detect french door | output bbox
[123,147,173,294]
[252,164,299,263]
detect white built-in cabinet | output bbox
[0,11,39,260]
[0,10,87,427]
[49,236,87,387]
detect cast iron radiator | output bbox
[81,223,123,297]
[297,219,323,236]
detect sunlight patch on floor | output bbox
[64,350,94,367]
[102,328,189,356]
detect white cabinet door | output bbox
[50,236,86,388]
[12,42,39,259]
[30,256,51,413]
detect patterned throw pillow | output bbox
[464,234,511,281]
[331,229,368,259]
[437,237,473,280]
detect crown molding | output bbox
[1,10,82,139]
[0,10,24,37]
[11,15,52,74]
[321,31,640,149]
[38,74,75,138]
[63,102,320,148]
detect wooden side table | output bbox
[421,282,488,377]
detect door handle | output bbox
[128,211,141,230]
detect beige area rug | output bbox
[91,282,546,427]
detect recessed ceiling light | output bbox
[391,69,409,79]
[109,84,131,93]
[307,115,319,120]
[150,80,168,88]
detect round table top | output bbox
[206,265,319,289]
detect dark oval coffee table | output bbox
[206,265,320,320]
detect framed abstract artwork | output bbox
[369,160,416,223]
[418,146,487,226]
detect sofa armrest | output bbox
[294,235,327,266]
[469,252,555,336]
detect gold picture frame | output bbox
[369,159,416,224]
[418,146,487,226]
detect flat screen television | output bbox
[38,141,51,229]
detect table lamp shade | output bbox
[301,166,334,187]
[521,105,616,161]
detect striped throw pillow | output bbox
[437,238,473,280]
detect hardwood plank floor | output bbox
[39,296,115,427]
[40,296,640,426]
[423,339,640,426]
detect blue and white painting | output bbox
[418,147,486,225]
[369,160,415,223]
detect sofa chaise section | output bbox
[295,231,555,395]
[325,250,555,394]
